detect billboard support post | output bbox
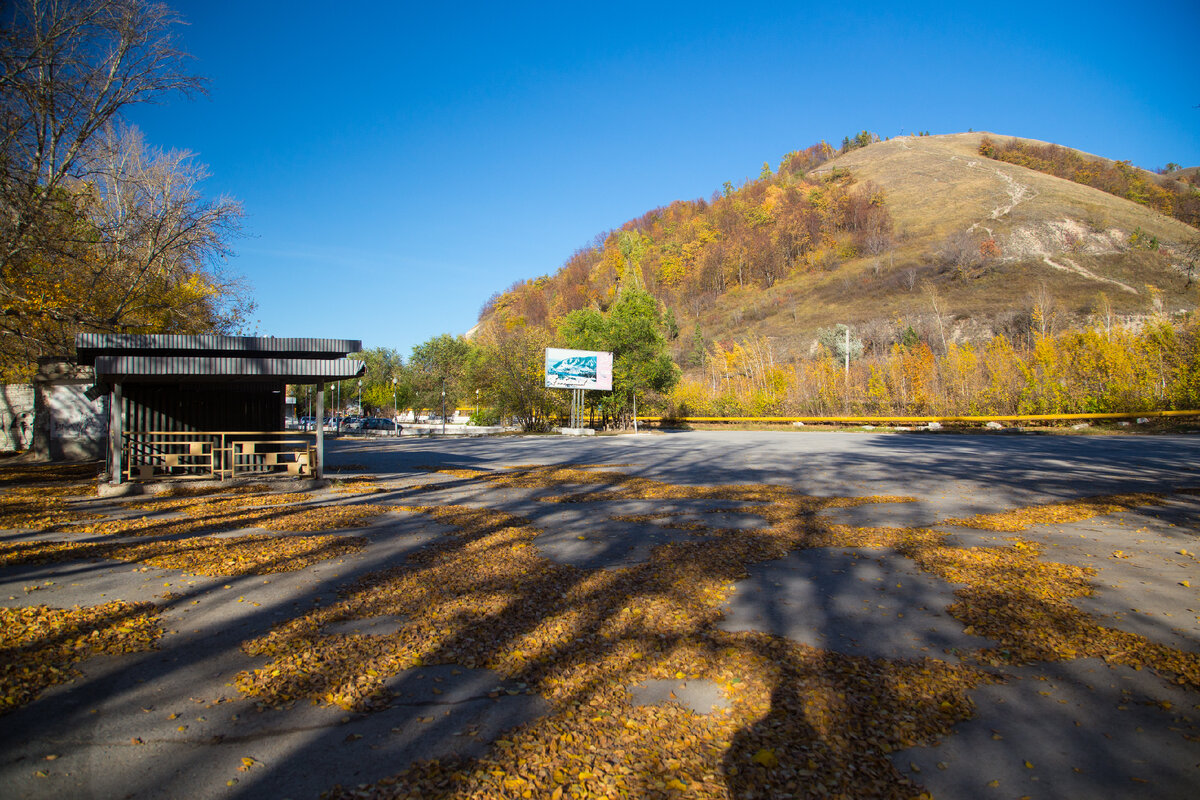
[570,387,584,429]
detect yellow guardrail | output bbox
[639,410,1200,424]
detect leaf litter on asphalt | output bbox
[0,481,388,576]
[0,602,161,714]
[3,461,1198,798]
[229,466,1200,799]
[0,466,385,710]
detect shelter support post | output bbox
[110,381,123,484]
[315,386,325,479]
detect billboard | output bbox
[545,348,613,390]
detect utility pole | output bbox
[441,378,447,436]
[844,324,851,414]
[845,325,850,376]
[392,377,398,436]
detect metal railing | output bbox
[122,431,317,481]
[640,409,1200,425]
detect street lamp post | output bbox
[358,379,363,417]
[392,377,398,436]
[441,378,447,436]
[475,388,479,420]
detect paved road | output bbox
[1,431,1198,799]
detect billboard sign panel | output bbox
[545,348,613,390]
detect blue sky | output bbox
[126,0,1200,355]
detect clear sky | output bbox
[125,0,1200,355]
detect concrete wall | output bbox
[31,361,108,462]
[0,384,35,451]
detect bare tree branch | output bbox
[0,0,249,379]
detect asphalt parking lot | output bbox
[1,430,1198,799]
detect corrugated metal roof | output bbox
[94,356,366,382]
[75,334,362,363]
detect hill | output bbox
[476,133,1198,366]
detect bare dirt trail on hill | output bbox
[941,141,1142,295]
[957,155,1038,238]
[1040,254,1140,294]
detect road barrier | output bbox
[640,410,1200,425]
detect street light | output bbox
[441,378,447,436]
[358,379,363,416]
[392,377,398,436]
[475,388,479,420]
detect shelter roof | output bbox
[75,334,364,383]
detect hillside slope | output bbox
[816,133,1194,245]
[479,133,1197,363]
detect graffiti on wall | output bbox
[47,385,108,441]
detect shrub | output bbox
[468,408,501,426]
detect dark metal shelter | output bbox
[74,334,364,483]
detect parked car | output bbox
[341,417,363,431]
[361,417,396,431]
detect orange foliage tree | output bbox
[667,317,1200,418]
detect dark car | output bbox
[361,417,396,431]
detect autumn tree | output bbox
[816,324,864,364]
[410,333,472,414]
[346,347,410,415]
[686,323,707,368]
[0,0,248,379]
[1181,235,1200,287]
[615,229,651,290]
[933,230,982,274]
[466,321,556,431]
[558,307,608,351]
[602,288,680,423]
[840,130,881,153]
[555,287,679,426]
